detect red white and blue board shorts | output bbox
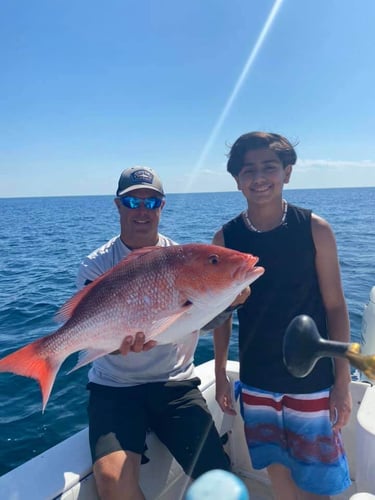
[237,382,351,495]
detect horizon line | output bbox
[1,185,374,200]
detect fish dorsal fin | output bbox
[55,246,164,323]
[120,245,164,262]
[55,279,103,323]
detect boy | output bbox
[213,132,351,499]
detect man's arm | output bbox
[312,214,352,430]
[201,287,250,331]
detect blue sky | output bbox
[1,0,375,197]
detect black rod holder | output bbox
[283,315,375,380]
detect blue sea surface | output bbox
[0,187,374,476]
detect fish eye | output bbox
[208,254,219,265]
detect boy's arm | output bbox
[214,316,236,415]
[312,214,352,429]
[211,228,237,414]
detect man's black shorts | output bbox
[87,377,230,479]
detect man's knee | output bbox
[93,450,143,500]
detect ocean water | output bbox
[0,187,374,476]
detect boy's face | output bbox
[235,148,292,203]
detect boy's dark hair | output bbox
[227,131,297,177]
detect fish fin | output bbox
[121,246,163,261]
[149,306,193,340]
[55,279,103,323]
[0,338,62,412]
[55,247,163,323]
[68,348,108,373]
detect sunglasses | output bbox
[119,196,164,210]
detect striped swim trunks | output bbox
[238,382,351,495]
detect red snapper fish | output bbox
[0,243,264,410]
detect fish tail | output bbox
[0,338,62,412]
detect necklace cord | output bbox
[243,200,288,233]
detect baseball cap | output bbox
[116,166,165,197]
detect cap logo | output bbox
[130,170,153,185]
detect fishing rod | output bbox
[283,315,375,380]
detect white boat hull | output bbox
[361,286,375,359]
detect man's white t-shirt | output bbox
[76,234,198,387]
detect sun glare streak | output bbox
[185,0,284,192]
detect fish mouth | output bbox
[233,263,264,284]
[249,266,265,282]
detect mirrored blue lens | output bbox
[120,196,163,209]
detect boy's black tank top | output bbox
[222,203,334,393]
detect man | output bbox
[77,166,231,500]
[213,132,352,499]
